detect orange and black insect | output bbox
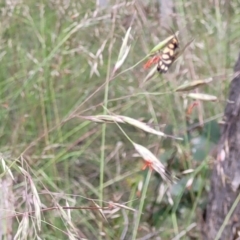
[157,36,179,73]
[144,35,179,74]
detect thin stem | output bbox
[132,169,152,240]
[99,15,116,239]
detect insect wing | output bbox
[143,55,161,69]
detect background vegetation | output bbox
[0,0,239,239]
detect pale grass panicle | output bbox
[83,114,182,140]
[14,213,29,240]
[55,202,80,239]
[133,143,174,183]
[18,166,42,231]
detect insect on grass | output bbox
[144,34,179,74]
[144,31,193,74]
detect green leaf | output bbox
[149,31,179,55]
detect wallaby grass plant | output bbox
[0,0,240,239]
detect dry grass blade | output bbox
[13,213,29,240]
[186,93,217,101]
[91,200,108,223]
[114,27,131,71]
[55,202,79,239]
[181,169,194,174]
[171,223,197,240]
[18,166,42,231]
[186,177,194,189]
[30,182,41,231]
[108,201,137,212]
[1,157,14,180]
[133,143,173,183]
[83,115,182,140]
[175,78,213,92]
